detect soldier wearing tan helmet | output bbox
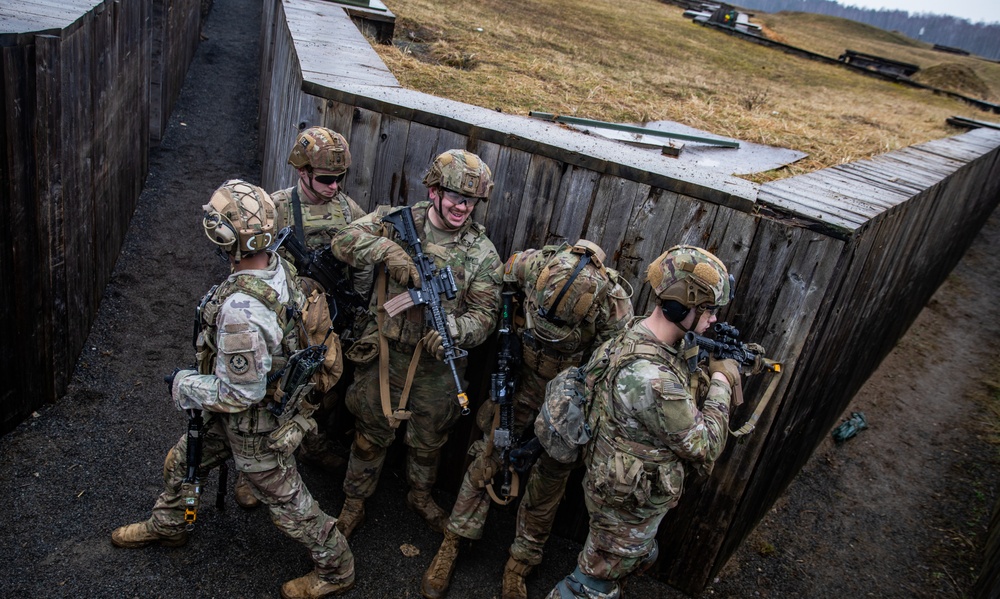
[326,149,502,543]
[545,245,742,599]
[110,180,356,599]
[230,127,371,508]
[421,240,634,599]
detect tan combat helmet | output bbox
[646,245,732,324]
[422,149,494,200]
[288,126,351,174]
[535,240,611,327]
[202,179,276,263]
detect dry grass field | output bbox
[370,0,1000,181]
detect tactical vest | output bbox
[376,201,486,347]
[194,261,303,394]
[584,322,686,467]
[274,184,356,250]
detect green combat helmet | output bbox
[202,179,276,263]
[646,245,732,323]
[422,149,494,200]
[288,126,351,174]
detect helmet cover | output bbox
[288,127,351,173]
[422,149,494,200]
[646,245,731,308]
[202,179,276,261]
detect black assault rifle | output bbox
[381,206,471,414]
[486,290,522,503]
[270,226,367,341]
[683,322,780,374]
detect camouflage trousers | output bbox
[575,468,669,583]
[148,416,354,583]
[447,366,577,567]
[342,344,464,499]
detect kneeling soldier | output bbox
[110,180,355,599]
[422,240,633,599]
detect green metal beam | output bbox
[529,111,740,148]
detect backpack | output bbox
[534,327,669,464]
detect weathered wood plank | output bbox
[368,112,411,209]
[510,154,564,252]
[483,146,532,259]
[344,104,382,208]
[399,121,441,205]
[546,165,600,248]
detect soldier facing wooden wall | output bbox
[258,0,1000,593]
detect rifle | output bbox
[683,322,782,437]
[683,323,781,374]
[267,328,333,424]
[381,206,471,414]
[270,226,367,340]
[485,291,522,504]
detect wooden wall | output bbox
[0,0,204,435]
[150,0,204,143]
[259,0,1000,593]
[974,493,1000,598]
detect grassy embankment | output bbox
[370,0,1000,181]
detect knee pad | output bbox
[352,432,385,462]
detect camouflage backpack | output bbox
[534,324,668,463]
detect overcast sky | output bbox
[842,0,1000,24]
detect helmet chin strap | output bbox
[431,194,462,232]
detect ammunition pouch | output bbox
[521,329,584,380]
[267,413,318,459]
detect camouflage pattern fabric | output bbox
[331,201,502,497]
[444,245,632,568]
[270,181,373,298]
[555,319,732,594]
[152,256,354,584]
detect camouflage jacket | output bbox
[584,318,732,507]
[271,181,372,299]
[331,200,502,350]
[178,254,303,433]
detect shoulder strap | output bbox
[291,187,306,248]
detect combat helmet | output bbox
[202,179,276,263]
[422,149,494,200]
[646,245,733,324]
[288,126,351,174]
[534,240,611,329]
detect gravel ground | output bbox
[2,0,997,597]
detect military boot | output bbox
[421,530,461,599]
[110,520,188,549]
[335,496,365,539]
[406,488,447,533]
[234,472,260,509]
[501,556,532,599]
[280,570,355,599]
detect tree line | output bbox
[734,0,1000,60]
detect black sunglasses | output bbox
[313,172,346,185]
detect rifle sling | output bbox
[730,369,782,437]
[482,400,519,505]
[376,268,415,429]
[290,187,307,248]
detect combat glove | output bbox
[743,343,767,376]
[709,357,743,406]
[421,330,446,361]
[380,242,421,288]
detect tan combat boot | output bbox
[335,496,365,539]
[280,570,355,599]
[501,557,532,599]
[110,520,188,549]
[421,530,461,599]
[234,471,260,509]
[406,488,447,533]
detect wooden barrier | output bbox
[0,0,205,434]
[256,0,1000,592]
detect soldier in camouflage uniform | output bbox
[421,241,634,599]
[545,245,742,599]
[329,149,503,540]
[230,127,371,509]
[110,181,355,599]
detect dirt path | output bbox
[0,0,997,597]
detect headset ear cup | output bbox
[661,299,690,323]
